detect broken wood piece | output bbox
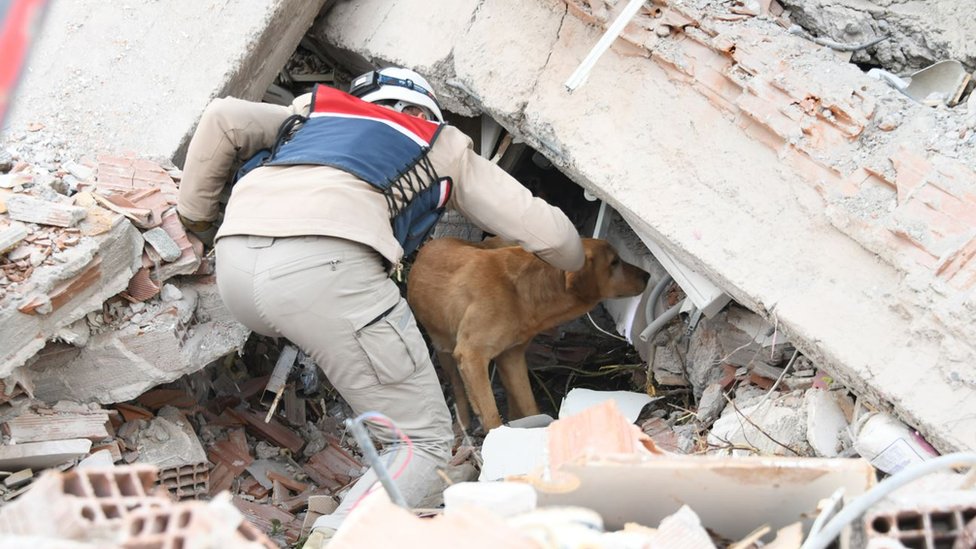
[207,429,254,496]
[0,222,28,254]
[3,408,113,443]
[0,438,92,471]
[2,468,32,489]
[5,195,88,227]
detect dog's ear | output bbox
[565,252,599,298]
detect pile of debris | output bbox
[0,133,248,406]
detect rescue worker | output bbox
[176,67,584,545]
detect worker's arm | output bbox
[441,131,585,272]
[177,95,309,227]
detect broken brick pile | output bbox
[0,344,372,545]
[0,147,249,406]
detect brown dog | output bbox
[407,237,649,431]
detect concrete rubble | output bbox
[1,0,975,546]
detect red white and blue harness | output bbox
[237,85,453,258]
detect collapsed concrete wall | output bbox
[4,0,329,163]
[314,0,976,453]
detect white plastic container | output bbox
[853,412,939,474]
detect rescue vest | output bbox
[236,85,452,257]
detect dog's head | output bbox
[566,239,649,300]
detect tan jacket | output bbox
[177,94,584,271]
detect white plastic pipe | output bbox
[564,0,646,92]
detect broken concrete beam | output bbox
[0,438,92,471]
[3,408,113,443]
[5,195,88,228]
[0,213,143,377]
[317,0,976,454]
[26,278,249,404]
[135,407,209,499]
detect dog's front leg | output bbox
[454,346,503,431]
[437,351,473,431]
[496,344,540,420]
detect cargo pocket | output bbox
[352,298,427,386]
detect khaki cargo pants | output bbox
[215,235,453,529]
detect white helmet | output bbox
[349,67,445,122]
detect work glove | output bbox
[177,211,217,249]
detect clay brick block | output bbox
[547,399,661,471]
[302,440,364,492]
[233,497,302,544]
[230,407,304,454]
[207,428,253,495]
[123,500,277,549]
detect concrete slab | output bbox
[3,0,329,163]
[315,0,976,453]
[27,278,249,404]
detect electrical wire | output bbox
[800,452,976,549]
[586,311,629,342]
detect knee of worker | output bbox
[390,415,453,467]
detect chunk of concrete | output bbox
[0,215,143,377]
[0,439,92,471]
[804,388,849,458]
[5,195,87,228]
[696,383,726,426]
[26,279,249,404]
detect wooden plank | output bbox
[5,195,87,227]
[4,410,113,442]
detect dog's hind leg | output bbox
[496,344,540,420]
[437,350,472,431]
